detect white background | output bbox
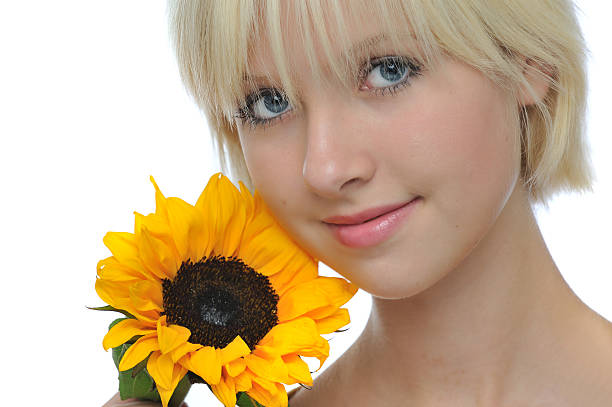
[0,2,609,406]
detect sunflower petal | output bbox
[149,176,169,222]
[244,353,289,383]
[282,354,313,385]
[182,346,222,385]
[118,333,160,371]
[215,175,248,256]
[277,277,357,322]
[218,335,251,365]
[165,196,208,263]
[97,256,146,282]
[248,382,274,407]
[272,382,289,407]
[225,357,246,377]
[257,318,330,369]
[134,211,180,261]
[147,351,175,390]
[129,280,163,312]
[210,371,237,407]
[157,318,191,355]
[233,370,253,392]
[95,279,159,323]
[137,226,178,280]
[312,308,350,334]
[102,318,155,350]
[155,362,188,407]
[170,341,201,364]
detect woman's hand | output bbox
[102,393,187,407]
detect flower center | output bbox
[161,255,279,349]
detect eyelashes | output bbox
[234,55,423,130]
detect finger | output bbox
[102,392,162,406]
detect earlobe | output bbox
[517,58,553,106]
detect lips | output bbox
[322,197,420,226]
[323,197,421,248]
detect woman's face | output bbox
[235,14,522,299]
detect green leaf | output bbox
[88,305,136,319]
[168,374,191,407]
[236,392,266,407]
[111,341,191,407]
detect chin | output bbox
[339,262,450,301]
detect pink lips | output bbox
[323,197,421,248]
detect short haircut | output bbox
[167,0,594,208]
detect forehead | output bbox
[244,1,419,82]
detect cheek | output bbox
[238,126,306,224]
[382,74,520,208]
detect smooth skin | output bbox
[104,4,612,407]
[235,5,612,407]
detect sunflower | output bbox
[96,173,357,407]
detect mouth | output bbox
[322,197,420,226]
[324,197,421,248]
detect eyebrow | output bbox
[242,33,392,85]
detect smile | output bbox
[324,197,421,248]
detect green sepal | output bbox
[88,305,136,319]
[112,341,191,407]
[236,392,266,407]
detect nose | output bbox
[301,99,376,199]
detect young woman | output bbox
[106,0,612,405]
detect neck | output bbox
[356,185,603,405]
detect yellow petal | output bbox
[210,370,237,407]
[277,277,357,322]
[233,370,253,392]
[155,362,188,407]
[137,226,178,280]
[247,382,273,407]
[245,353,289,383]
[134,211,180,261]
[218,335,251,365]
[238,223,297,277]
[157,318,191,354]
[282,354,313,386]
[225,357,246,377]
[150,176,169,223]
[103,232,150,277]
[97,256,147,282]
[129,280,163,312]
[271,382,289,407]
[251,375,277,394]
[95,279,159,323]
[196,173,249,258]
[170,341,201,364]
[102,318,155,351]
[267,256,318,298]
[257,318,329,369]
[182,346,222,385]
[147,351,175,390]
[118,333,160,371]
[215,175,248,256]
[166,196,204,261]
[312,308,350,335]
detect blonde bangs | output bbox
[167,0,593,206]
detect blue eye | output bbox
[252,89,290,117]
[234,56,422,130]
[360,56,422,94]
[234,88,291,129]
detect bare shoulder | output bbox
[287,336,370,407]
[558,315,612,406]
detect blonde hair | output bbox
[167,0,594,208]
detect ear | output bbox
[517,58,553,106]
